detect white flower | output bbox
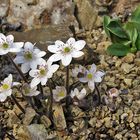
[79,64,105,91]
[0,74,20,102]
[29,60,59,88]
[14,42,46,73]
[22,83,40,97]
[70,88,86,100]
[48,37,86,66]
[53,86,66,102]
[0,33,23,55]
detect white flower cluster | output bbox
[0,33,105,103]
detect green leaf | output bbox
[107,43,130,56]
[103,16,111,37]
[123,23,138,44]
[136,33,140,50]
[131,5,140,23]
[107,20,128,39]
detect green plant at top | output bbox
[103,6,140,56]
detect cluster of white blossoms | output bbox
[0,33,105,103]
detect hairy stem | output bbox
[48,80,53,120]
[95,84,101,105]
[11,94,25,114]
[7,54,28,83]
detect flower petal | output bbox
[88,81,95,91]
[48,53,62,62]
[48,45,61,53]
[94,72,103,83]
[21,63,30,73]
[29,70,39,77]
[89,64,97,73]
[61,54,72,66]
[0,33,6,41]
[77,88,86,100]
[49,64,59,73]
[71,51,84,58]
[30,78,40,88]
[0,93,7,102]
[73,40,86,51]
[14,56,25,64]
[6,35,14,44]
[5,89,12,96]
[0,49,9,55]
[41,77,48,85]
[30,61,38,69]
[96,71,105,77]
[24,42,34,51]
[55,40,65,47]
[36,51,46,57]
[79,77,88,83]
[66,37,75,46]
[13,42,24,49]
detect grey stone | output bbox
[0,0,9,17]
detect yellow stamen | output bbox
[2,43,9,49]
[24,52,33,60]
[39,69,46,76]
[87,73,93,79]
[64,47,71,53]
[58,91,65,97]
[2,84,9,90]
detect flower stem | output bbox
[7,54,28,83]
[66,66,69,94]
[95,84,101,105]
[66,66,70,107]
[48,80,53,120]
[11,94,25,114]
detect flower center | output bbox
[39,68,46,76]
[64,47,71,53]
[2,84,9,90]
[87,73,93,79]
[2,43,9,49]
[58,91,65,97]
[24,51,33,60]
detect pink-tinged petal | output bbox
[24,42,34,51]
[0,94,7,102]
[0,33,6,41]
[13,42,24,49]
[40,77,48,85]
[71,51,84,58]
[5,89,12,96]
[88,81,95,91]
[48,53,62,62]
[66,37,75,46]
[79,77,88,83]
[29,70,39,77]
[94,73,102,83]
[30,78,40,88]
[61,54,72,66]
[6,35,14,44]
[73,40,86,51]
[14,56,25,64]
[55,40,65,47]
[77,88,86,100]
[96,71,105,77]
[21,63,30,73]
[89,64,97,73]
[49,64,59,73]
[48,45,61,53]
[36,51,46,57]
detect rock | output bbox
[124,78,132,87]
[0,0,9,17]
[40,115,51,128]
[7,110,21,128]
[115,133,123,139]
[121,63,134,74]
[89,117,97,127]
[23,108,36,125]
[104,117,111,128]
[96,41,111,54]
[27,124,52,140]
[16,125,32,140]
[122,53,135,63]
[53,103,67,131]
[8,24,72,51]
[121,113,128,122]
[74,0,102,30]
[134,58,140,66]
